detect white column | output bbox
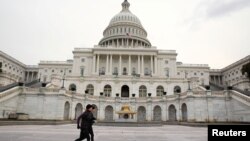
[92,55,96,74]
[119,55,122,75]
[27,72,30,82]
[31,72,34,81]
[218,76,221,85]
[97,54,100,74]
[106,55,109,74]
[122,39,124,46]
[141,55,144,76]
[138,55,140,74]
[110,55,113,75]
[128,55,131,75]
[151,55,153,75]
[154,56,158,75]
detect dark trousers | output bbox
[75,129,90,141]
[89,126,94,141]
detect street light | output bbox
[61,69,66,89]
[185,71,191,90]
[39,73,41,82]
[188,79,191,90]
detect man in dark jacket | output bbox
[75,104,94,141]
[89,105,96,141]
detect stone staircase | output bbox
[0,79,41,93]
[0,86,23,103]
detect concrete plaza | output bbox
[0,124,207,141]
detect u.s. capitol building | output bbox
[0,0,249,122]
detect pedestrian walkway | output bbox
[0,124,207,141]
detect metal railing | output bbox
[209,82,250,97]
[0,82,19,92]
[25,79,40,87]
[209,82,225,90]
[0,79,40,92]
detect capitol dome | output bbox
[99,0,151,48]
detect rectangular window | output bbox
[113,67,118,75]
[81,68,84,76]
[132,68,136,75]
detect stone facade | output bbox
[0,0,249,123]
[1,87,250,122]
[210,55,250,90]
[0,51,38,86]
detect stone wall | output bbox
[0,87,250,122]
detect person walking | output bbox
[89,105,96,141]
[75,104,94,141]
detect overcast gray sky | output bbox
[0,0,249,69]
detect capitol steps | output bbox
[0,86,22,103]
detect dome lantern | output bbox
[122,0,130,11]
[98,0,151,48]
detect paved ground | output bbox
[0,124,207,141]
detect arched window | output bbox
[153,106,162,121]
[75,103,83,119]
[104,85,112,97]
[174,86,181,94]
[139,85,147,97]
[86,84,94,95]
[64,102,70,120]
[168,105,177,121]
[105,105,114,121]
[69,84,76,91]
[181,103,188,121]
[137,106,146,122]
[156,86,164,96]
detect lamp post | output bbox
[61,69,66,89]
[39,73,41,82]
[188,79,191,90]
